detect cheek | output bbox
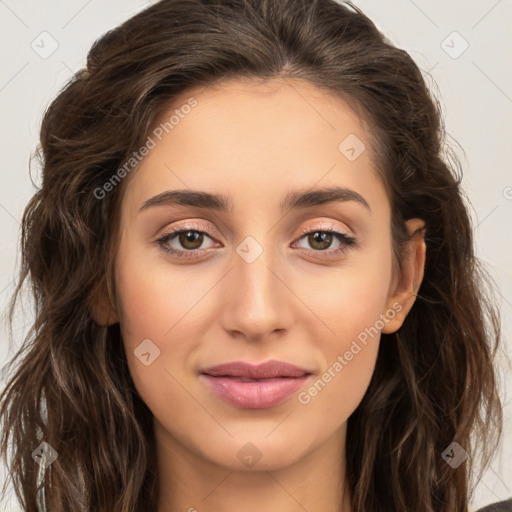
[114,227,216,342]
[296,240,393,413]
[300,235,393,347]
[113,244,217,403]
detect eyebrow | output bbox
[139,186,371,214]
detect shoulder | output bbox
[476,498,512,512]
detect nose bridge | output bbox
[220,235,291,339]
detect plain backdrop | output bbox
[0,1,510,510]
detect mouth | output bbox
[199,360,313,409]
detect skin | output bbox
[92,78,426,512]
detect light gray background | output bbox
[0,1,510,510]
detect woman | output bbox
[0,0,506,511]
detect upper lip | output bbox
[201,360,312,379]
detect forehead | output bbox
[157,77,370,146]
[120,77,388,220]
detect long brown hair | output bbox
[0,1,503,510]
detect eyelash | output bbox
[156,225,357,259]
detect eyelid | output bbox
[157,219,218,239]
[295,220,353,239]
[157,221,351,242]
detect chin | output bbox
[197,431,317,472]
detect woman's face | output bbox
[109,78,420,471]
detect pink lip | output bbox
[200,360,313,409]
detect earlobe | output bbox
[382,218,426,334]
[88,283,119,326]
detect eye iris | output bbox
[308,231,332,250]
[179,230,203,249]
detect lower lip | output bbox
[200,374,310,409]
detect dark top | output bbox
[476,498,512,512]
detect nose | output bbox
[219,241,294,342]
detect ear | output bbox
[381,218,426,334]
[88,281,119,326]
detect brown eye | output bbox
[293,228,356,258]
[156,228,218,257]
[307,231,334,250]
[178,230,204,250]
